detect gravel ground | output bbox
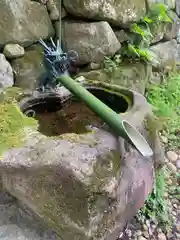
[119,148,180,240]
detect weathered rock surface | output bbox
[151,23,168,44]
[61,21,121,65]
[47,0,67,20]
[176,0,180,16]
[0,0,54,48]
[114,29,130,43]
[164,10,180,40]
[0,54,14,88]
[63,0,146,26]
[12,44,48,91]
[150,39,180,70]
[3,44,25,59]
[149,10,180,44]
[0,191,59,239]
[78,62,152,94]
[0,83,164,239]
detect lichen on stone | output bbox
[0,87,38,158]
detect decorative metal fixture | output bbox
[38,38,79,92]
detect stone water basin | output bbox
[0,82,163,240]
[20,86,131,137]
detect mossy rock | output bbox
[150,22,168,44]
[150,10,179,43]
[0,83,164,239]
[11,44,48,91]
[77,61,152,94]
[0,87,38,158]
[63,0,146,26]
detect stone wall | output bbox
[0,0,180,94]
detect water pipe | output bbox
[39,38,153,157]
[56,74,153,157]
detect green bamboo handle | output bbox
[57,75,153,157]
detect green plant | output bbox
[121,43,159,65]
[147,73,180,149]
[121,3,172,64]
[168,172,180,199]
[137,72,180,230]
[137,167,172,231]
[144,3,172,23]
[103,54,122,75]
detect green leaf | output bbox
[127,44,140,57]
[130,23,145,36]
[143,16,153,23]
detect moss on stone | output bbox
[53,131,98,147]
[78,61,152,94]
[0,87,38,158]
[83,79,134,111]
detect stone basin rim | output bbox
[19,86,133,117]
[18,86,153,157]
